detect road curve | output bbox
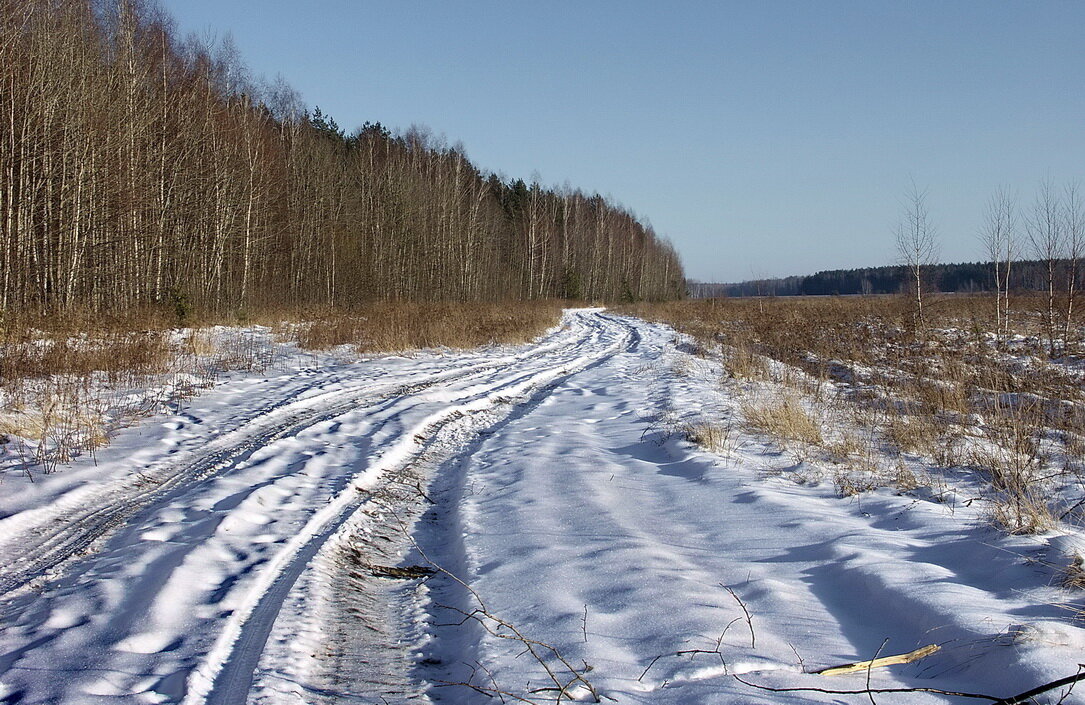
[0,309,633,705]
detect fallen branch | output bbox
[991,669,1085,705]
[638,622,740,682]
[813,644,941,676]
[732,673,996,700]
[734,668,1085,704]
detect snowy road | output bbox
[402,314,1084,705]
[1,310,1082,705]
[0,311,632,704]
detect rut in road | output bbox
[255,314,640,705]
[0,310,632,705]
[0,313,604,604]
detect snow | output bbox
[1,310,1082,705]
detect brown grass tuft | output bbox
[741,395,823,447]
[684,421,736,455]
[987,491,1056,535]
[1063,555,1085,590]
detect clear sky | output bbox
[158,1,1085,283]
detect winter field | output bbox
[1,307,1083,704]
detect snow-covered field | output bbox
[0,310,1082,704]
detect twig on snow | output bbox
[866,639,889,705]
[993,668,1085,705]
[733,668,1085,704]
[383,508,600,703]
[732,673,997,700]
[721,583,755,649]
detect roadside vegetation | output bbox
[621,294,1085,539]
[0,302,564,476]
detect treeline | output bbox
[1,0,683,318]
[694,260,1074,298]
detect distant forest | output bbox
[692,260,1077,298]
[1,1,684,317]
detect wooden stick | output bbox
[813,644,941,676]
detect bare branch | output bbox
[721,583,755,649]
[733,673,997,700]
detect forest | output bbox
[696,259,1076,298]
[0,0,684,320]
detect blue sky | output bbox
[159,1,1085,282]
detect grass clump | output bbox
[684,421,736,456]
[741,395,823,447]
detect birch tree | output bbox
[895,184,939,330]
[1026,180,1064,355]
[979,187,1017,338]
[1062,183,1083,350]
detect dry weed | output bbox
[684,421,737,456]
[296,302,563,352]
[834,471,879,497]
[741,395,823,447]
[1063,555,1085,590]
[988,490,1057,535]
[184,330,218,357]
[823,433,864,464]
[724,344,770,380]
[622,294,1084,530]
[892,464,922,491]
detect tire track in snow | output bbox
[190,311,634,705]
[256,313,640,704]
[0,376,435,605]
[0,310,631,705]
[0,318,590,607]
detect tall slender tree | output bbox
[895,183,939,331]
[980,186,1017,338]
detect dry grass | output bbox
[684,421,737,456]
[741,395,823,447]
[1,301,565,474]
[621,294,1085,534]
[823,432,865,464]
[294,301,564,352]
[987,491,1057,535]
[184,330,218,357]
[0,330,171,381]
[884,413,943,458]
[1063,555,1085,590]
[834,471,880,497]
[724,344,771,380]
